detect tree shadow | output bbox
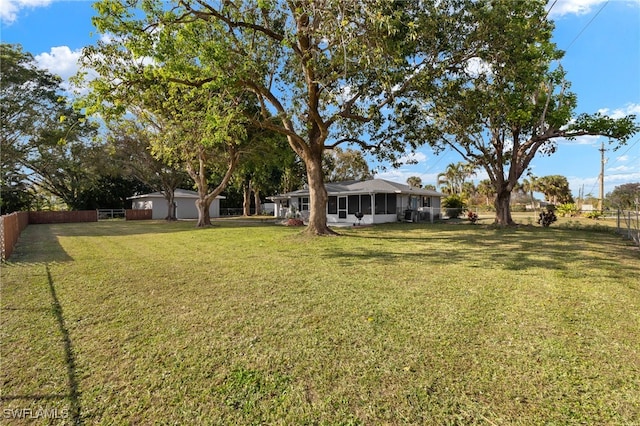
[0,264,83,425]
[330,224,640,277]
[5,224,74,265]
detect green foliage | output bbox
[583,211,603,220]
[441,194,464,209]
[442,194,466,218]
[1,43,100,211]
[606,182,640,210]
[536,175,574,205]
[412,0,638,226]
[556,203,580,217]
[323,148,373,183]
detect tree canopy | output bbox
[1,43,100,212]
[323,148,373,183]
[419,0,639,225]
[83,0,476,234]
[607,183,640,210]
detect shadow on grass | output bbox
[24,218,282,238]
[332,223,640,275]
[1,265,83,424]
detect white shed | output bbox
[128,189,225,220]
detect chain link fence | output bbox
[616,209,640,247]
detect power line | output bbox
[611,136,640,162]
[564,1,610,51]
[545,0,559,19]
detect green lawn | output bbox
[1,220,639,424]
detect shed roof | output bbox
[128,189,226,200]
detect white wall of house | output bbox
[131,193,222,220]
[270,184,443,225]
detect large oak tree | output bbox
[1,43,99,212]
[422,0,638,225]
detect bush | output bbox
[537,207,557,227]
[583,211,603,220]
[442,195,466,219]
[556,203,580,217]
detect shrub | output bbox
[537,207,557,227]
[583,211,603,220]
[442,194,466,219]
[556,203,580,217]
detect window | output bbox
[298,197,309,211]
[348,195,360,214]
[375,193,386,214]
[327,196,337,214]
[360,195,371,214]
[386,194,396,213]
[422,196,431,208]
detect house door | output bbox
[338,196,347,219]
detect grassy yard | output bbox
[1,220,639,425]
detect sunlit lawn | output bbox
[1,219,638,424]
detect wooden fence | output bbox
[1,209,154,261]
[28,210,98,224]
[0,212,30,261]
[1,210,99,261]
[125,209,152,220]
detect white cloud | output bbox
[558,134,602,146]
[374,168,442,187]
[608,165,632,173]
[598,103,640,119]
[547,0,609,18]
[0,0,51,24]
[397,151,427,165]
[34,46,83,81]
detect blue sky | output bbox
[2,0,639,198]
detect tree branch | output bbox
[324,137,377,150]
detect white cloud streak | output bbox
[547,0,608,18]
[0,0,51,24]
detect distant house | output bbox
[269,179,444,225]
[128,189,225,220]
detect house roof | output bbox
[269,179,444,199]
[128,189,226,200]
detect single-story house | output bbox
[128,189,225,220]
[269,179,444,225]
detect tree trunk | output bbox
[165,190,177,221]
[253,187,261,216]
[304,152,337,235]
[494,189,516,226]
[195,198,212,227]
[242,177,251,216]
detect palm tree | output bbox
[522,175,539,213]
[406,176,423,188]
[437,162,477,195]
[477,179,494,206]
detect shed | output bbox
[128,189,225,220]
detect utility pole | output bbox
[598,141,606,214]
